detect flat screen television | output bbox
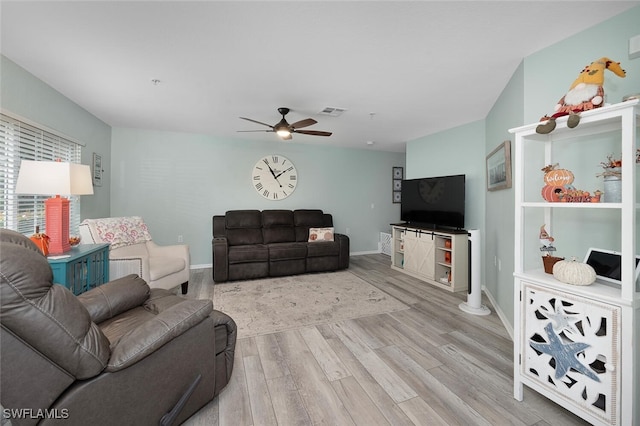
[401,174,465,230]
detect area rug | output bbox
[213,271,409,339]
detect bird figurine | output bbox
[539,225,556,253]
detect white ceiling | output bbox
[1,1,638,152]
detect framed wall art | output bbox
[486,140,512,191]
[92,152,103,187]
[392,166,403,203]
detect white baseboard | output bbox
[483,286,514,341]
[351,250,383,256]
[190,264,212,270]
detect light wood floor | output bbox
[183,254,588,426]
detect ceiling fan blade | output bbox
[294,130,332,137]
[239,117,274,128]
[237,130,274,133]
[290,118,317,129]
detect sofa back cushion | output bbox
[225,210,263,245]
[262,210,295,244]
[294,210,332,242]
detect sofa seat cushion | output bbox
[307,241,340,257]
[149,256,186,281]
[268,242,307,261]
[228,244,269,264]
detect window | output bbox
[0,112,84,236]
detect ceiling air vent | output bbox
[318,107,347,117]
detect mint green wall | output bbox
[405,119,486,232]
[484,61,524,331]
[0,55,111,220]
[111,127,405,265]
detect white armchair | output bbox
[79,216,190,294]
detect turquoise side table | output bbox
[47,243,110,295]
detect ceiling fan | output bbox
[238,107,332,140]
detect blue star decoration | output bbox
[530,323,600,382]
[540,302,580,335]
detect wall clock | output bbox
[252,155,298,200]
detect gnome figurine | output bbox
[536,57,626,134]
[539,225,556,253]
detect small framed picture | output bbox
[393,179,402,191]
[393,166,403,179]
[393,191,401,203]
[486,140,512,191]
[92,152,103,187]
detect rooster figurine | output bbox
[536,57,626,134]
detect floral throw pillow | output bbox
[308,227,334,242]
[88,216,152,249]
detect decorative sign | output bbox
[543,168,574,187]
[540,164,600,203]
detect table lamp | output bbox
[15,160,94,254]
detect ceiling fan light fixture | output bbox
[239,107,331,140]
[276,128,291,138]
[275,120,291,138]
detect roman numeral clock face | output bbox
[252,155,298,200]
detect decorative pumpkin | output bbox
[541,185,563,202]
[30,227,50,256]
[544,168,574,187]
[552,257,596,286]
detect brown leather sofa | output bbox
[0,229,237,426]
[212,209,349,282]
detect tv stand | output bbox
[390,224,468,292]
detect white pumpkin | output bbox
[552,257,596,285]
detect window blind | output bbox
[0,113,83,236]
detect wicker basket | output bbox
[542,255,564,274]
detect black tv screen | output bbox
[401,174,465,230]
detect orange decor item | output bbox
[30,232,50,256]
[444,239,452,249]
[543,168,574,187]
[560,189,595,203]
[541,185,563,202]
[444,252,452,264]
[45,195,71,254]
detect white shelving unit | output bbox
[391,224,468,292]
[510,100,639,426]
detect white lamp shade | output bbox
[15,160,94,196]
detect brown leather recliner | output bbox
[0,229,237,426]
